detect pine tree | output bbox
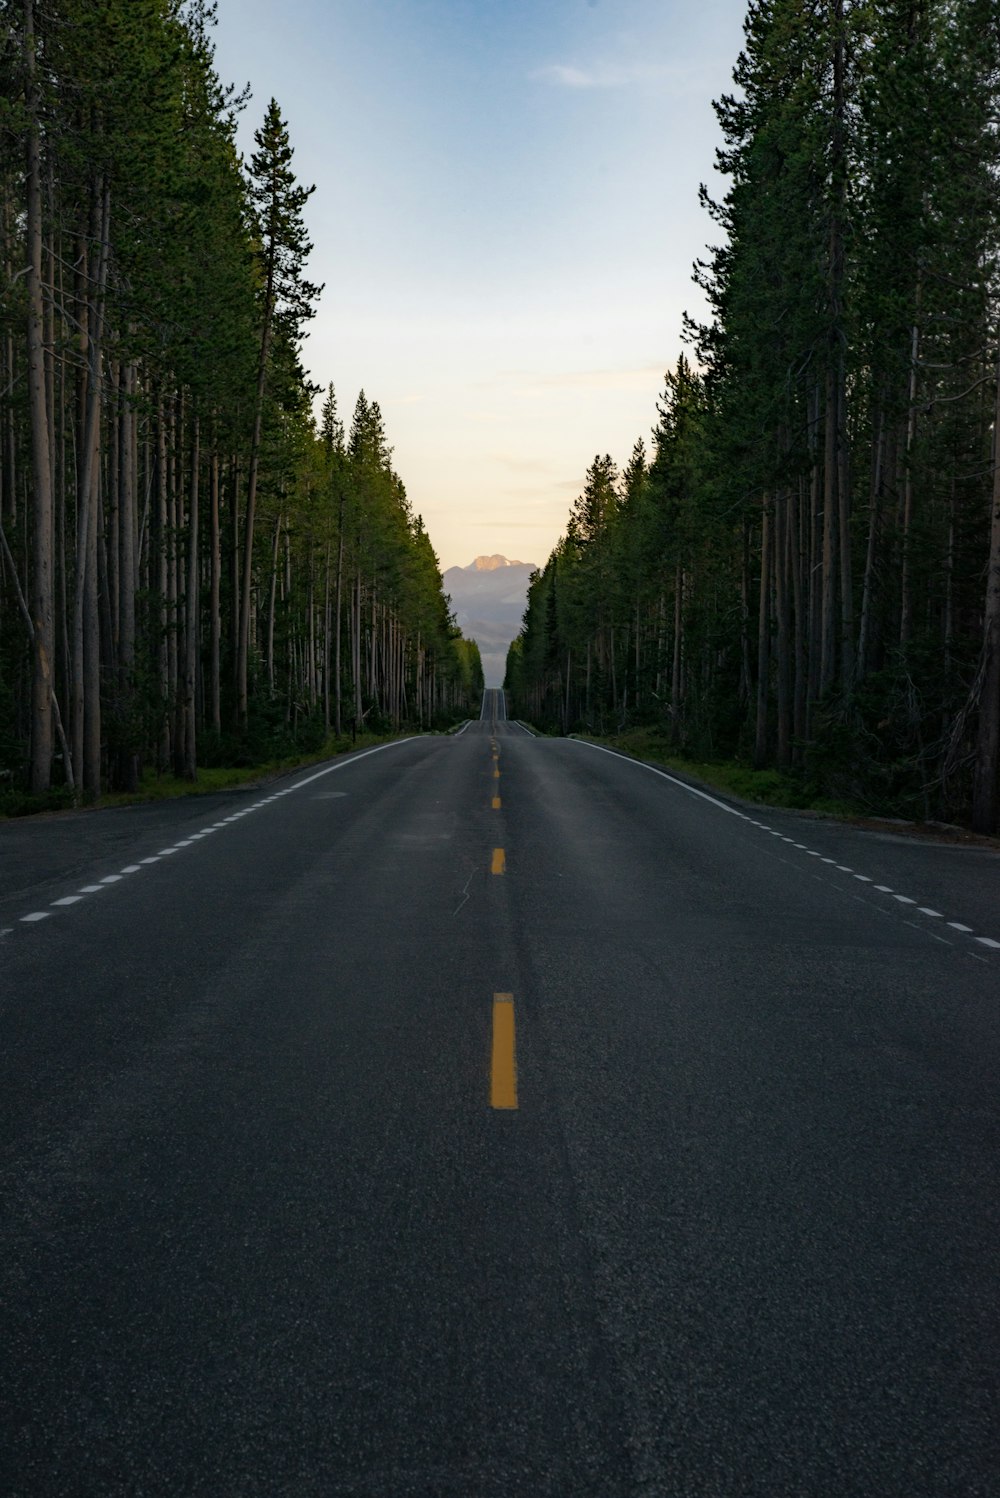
[237,98,321,727]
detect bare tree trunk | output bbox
[671,563,683,718]
[857,399,885,682]
[118,358,138,790]
[307,550,316,709]
[266,514,281,691]
[82,404,101,797]
[899,307,921,649]
[209,448,221,733]
[182,414,199,779]
[754,499,772,766]
[155,399,170,767]
[353,569,362,723]
[228,454,240,714]
[322,541,331,732]
[237,241,276,727]
[971,350,1000,833]
[739,515,753,706]
[775,491,792,767]
[334,501,345,734]
[25,0,54,792]
[168,399,181,768]
[822,0,847,699]
[806,385,822,724]
[1,512,74,788]
[71,179,110,800]
[790,478,807,750]
[820,366,838,698]
[837,351,853,689]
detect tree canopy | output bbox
[508,0,1000,831]
[1,0,481,808]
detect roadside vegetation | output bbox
[506,1,1000,834]
[1,2,483,819]
[569,728,862,817]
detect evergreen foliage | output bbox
[0,1,480,809]
[508,0,1000,829]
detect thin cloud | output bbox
[531,61,695,90]
[498,478,590,500]
[519,366,665,394]
[489,453,560,475]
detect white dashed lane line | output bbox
[570,739,1000,959]
[6,738,420,935]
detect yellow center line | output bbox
[493,767,500,779]
[491,994,517,1109]
[492,795,501,809]
[491,847,505,875]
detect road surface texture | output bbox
[2,688,998,1496]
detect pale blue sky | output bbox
[211,0,748,570]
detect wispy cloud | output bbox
[515,366,665,395]
[488,454,560,475]
[531,61,694,91]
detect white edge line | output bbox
[567,740,750,821]
[566,740,993,952]
[287,737,421,792]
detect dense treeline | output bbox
[507,0,1000,832]
[1,0,480,809]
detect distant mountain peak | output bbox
[442,555,538,687]
[469,554,529,571]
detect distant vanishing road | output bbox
[2,689,999,1496]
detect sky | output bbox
[211,0,749,572]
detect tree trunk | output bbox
[25,0,54,793]
[971,350,1000,833]
[237,246,276,726]
[71,178,110,800]
[754,499,772,767]
[209,448,221,733]
[334,497,345,734]
[266,513,281,691]
[118,358,138,791]
[775,491,792,768]
[899,305,921,649]
[182,414,199,779]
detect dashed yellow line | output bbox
[491,994,517,1109]
[491,847,505,875]
[492,795,501,810]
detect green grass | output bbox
[575,728,861,818]
[0,730,416,819]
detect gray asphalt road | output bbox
[2,694,998,1496]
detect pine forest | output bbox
[506,1,1000,834]
[0,1,483,812]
